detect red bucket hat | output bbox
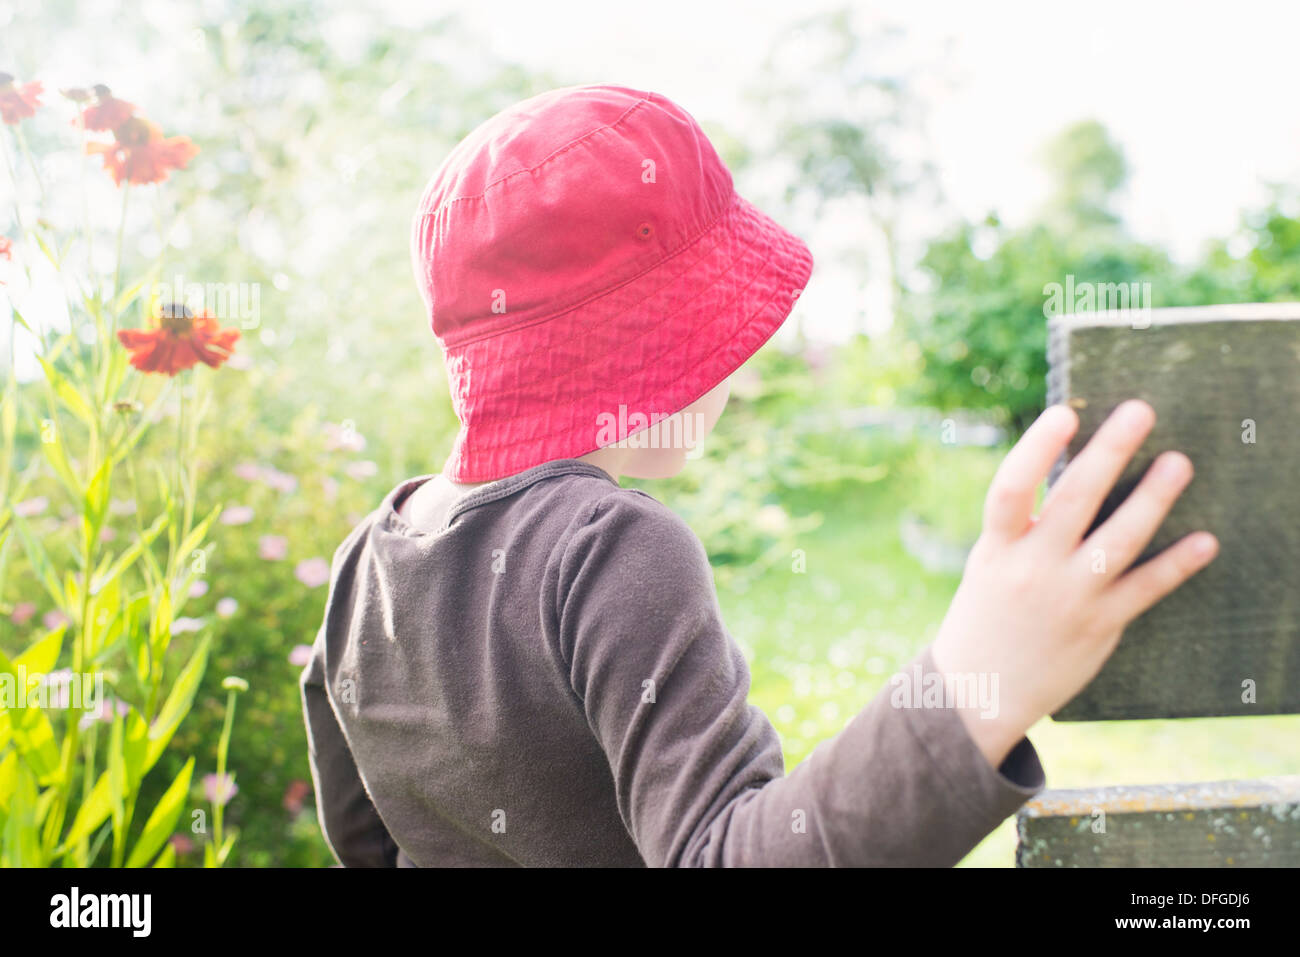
[410,83,814,482]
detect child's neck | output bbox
[441,447,627,494]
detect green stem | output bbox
[110,184,130,325]
[13,124,44,202]
[47,478,96,860]
[1,130,25,234]
[76,724,98,866]
[212,688,238,865]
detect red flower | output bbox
[80,85,135,131]
[116,306,240,376]
[282,779,311,815]
[87,116,198,186]
[0,73,42,125]
[0,236,11,261]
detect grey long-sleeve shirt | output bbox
[300,459,1045,867]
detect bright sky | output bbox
[447,0,1300,339]
[458,0,1300,261]
[6,0,1300,348]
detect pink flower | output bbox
[99,526,117,542]
[42,669,76,708]
[203,772,238,807]
[43,609,68,630]
[262,467,298,494]
[215,597,238,618]
[323,422,366,452]
[79,696,129,730]
[11,601,36,625]
[283,779,311,815]
[288,644,313,667]
[233,462,263,481]
[13,496,48,517]
[258,535,287,560]
[189,580,209,598]
[169,834,194,854]
[171,616,204,635]
[220,505,255,525]
[294,557,330,588]
[321,476,339,501]
[344,460,378,480]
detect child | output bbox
[300,84,1218,867]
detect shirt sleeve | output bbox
[300,623,400,867]
[554,490,1045,867]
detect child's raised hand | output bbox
[930,400,1219,768]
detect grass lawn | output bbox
[709,437,1300,867]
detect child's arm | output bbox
[300,625,400,867]
[557,400,1215,866]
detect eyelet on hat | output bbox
[635,222,654,240]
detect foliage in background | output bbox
[3,2,1298,869]
[902,120,1300,432]
[0,80,243,867]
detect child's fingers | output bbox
[983,405,1078,542]
[1080,451,1193,579]
[1103,531,1219,624]
[1036,400,1155,547]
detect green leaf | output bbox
[111,386,171,465]
[108,712,126,845]
[10,514,65,609]
[84,455,113,542]
[86,575,121,661]
[1,763,39,867]
[0,649,64,786]
[113,270,157,317]
[175,504,222,574]
[146,634,210,770]
[125,756,193,867]
[90,513,167,595]
[1,389,16,448]
[32,229,61,270]
[8,305,35,336]
[14,624,65,676]
[121,709,149,790]
[215,832,236,867]
[152,842,176,868]
[124,593,152,687]
[149,587,172,665]
[39,357,96,428]
[0,751,17,816]
[60,771,110,849]
[38,416,81,500]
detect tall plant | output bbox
[0,75,243,867]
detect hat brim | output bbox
[442,192,814,482]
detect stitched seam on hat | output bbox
[420,97,655,217]
[475,270,785,456]
[442,191,741,351]
[456,234,808,456]
[451,276,792,479]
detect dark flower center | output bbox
[116,117,152,148]
[158,303,194,334]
